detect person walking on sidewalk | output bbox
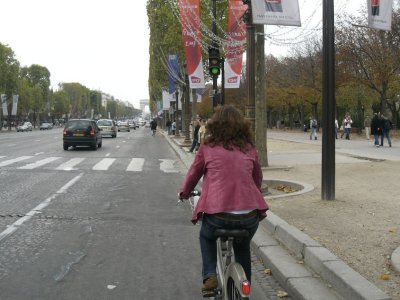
[188,119,200,153]
[166,119,172,135]
[171,120,176,135]
[178,105,269,294]
[309,117,318,140]
[380,113,392,147]
[371,113,381,147]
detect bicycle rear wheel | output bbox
[227,277,250,300]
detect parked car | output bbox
[97,119,117,138]
[17,122,33,132]
[118,121,130,132]
[40,122,53,130]
[63,119,102,150]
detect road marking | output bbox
[160,159,178,173]
[105,153,111,157]
[34,152,44,156]
[0,174,83,243]
[18,157,61,169]
[0,156,5,159]
[0,156,33,168]
[56,158,85,171]
[126,158,145,172]
[92,158,116,170]
[116,145,120,148]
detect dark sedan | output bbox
[63,119,102,150]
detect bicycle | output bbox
[178,190,251,300]
[203,228,251,300]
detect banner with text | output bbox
[225,0,247,88]
[368,0,393,31]
[251,0,301,26]
[178,0,205,89]
[11,94,19,116]
[168,54,180,95]
[1,94,8,116]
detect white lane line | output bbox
[0,156,5,159]
[105,153,111,157]
[34,152,44,156]
[0,174,83,243]
[0,156,33,168]
[18,157,61,169]
[56,158,85,171]
[126,158,145,172]
[92,158,116,170]
[159,159,178,173]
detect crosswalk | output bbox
[0,156,181,173]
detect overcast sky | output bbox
[1,0,365,109]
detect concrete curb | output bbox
[163,131,392,300]
[391,246,400,274]
[259,212,391,300]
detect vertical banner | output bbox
[1,94,8,116]
[162,90,171,109]
[225,0,247,88]
[168,54,179,95]
[11,94,19,116]
[178,0,205,89]
[368,0,393,31]
[251,0,301,26]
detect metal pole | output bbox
[321,0,335,200]
[184,70,191,143]
[245,4,256,143]
[221,58,225,105]
[175,89,180,137]
[212,0,218,109]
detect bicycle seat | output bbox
[214,229,249,238]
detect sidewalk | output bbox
[163,129,398,300]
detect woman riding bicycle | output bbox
[179,105,269,294]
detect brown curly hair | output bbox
[204,105,254,152]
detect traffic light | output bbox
[208,47,220,76]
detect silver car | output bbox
[97,119,117,138]
[17,122,33,132]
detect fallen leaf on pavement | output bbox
[388,227,397,233]
[277,290,289,298]
[264,268,272,275]
[379,274,390,280]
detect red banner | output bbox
[225,0,247,88]
[178,0,205,88]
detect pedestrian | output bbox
[171,120,176,135]
[198,118,206,145]
[188,119,200,153]
[166,119,172,135]
[335,118,339,139]
[380,113,392,147]
[343,113,352,140]
[150,118,157,136]
[371,113,381,147]
[309,117,318,140]
[364,115,371,140]
[178,105,269,294]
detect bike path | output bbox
[164,130,392,300]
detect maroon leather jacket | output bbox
[179,144,269,223]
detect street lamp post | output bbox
[175,88,180,137]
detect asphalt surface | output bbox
[164,129,397,300]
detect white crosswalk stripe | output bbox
[92,158,116,170]
[0,156,33,168]
[18,157,61,169]
[56,158,85,171]
[0,156,182,173]
[126,158,145,172]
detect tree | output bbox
[336,10,400,127]
[0,43,20,128]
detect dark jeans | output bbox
[200,213,259,282]
[189,138,198,152]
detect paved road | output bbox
[0,127,288,299]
